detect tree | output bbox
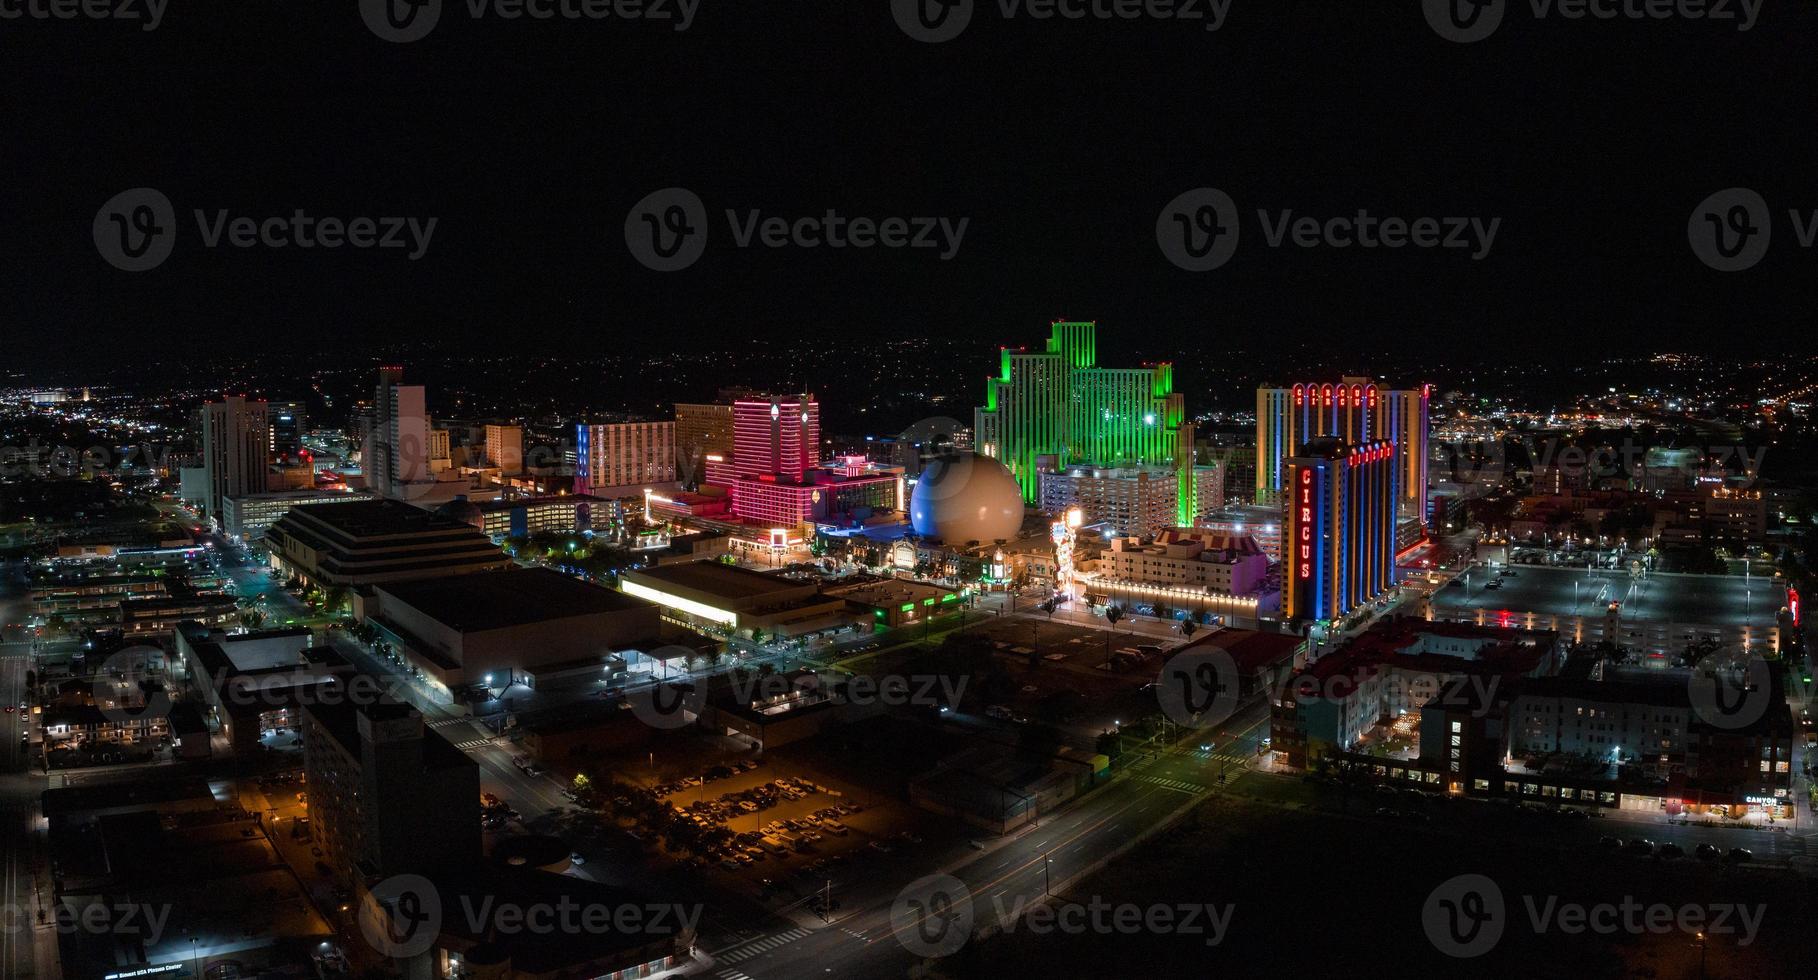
[1180,619,1199,642]
[1104,604,1124,631]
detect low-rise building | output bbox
[1101,528,1269,595]
[1271,619,1562,770]
[266,498,512,589]
[362,567,663,700]
[172,621,355,756]
[619,562,853,636]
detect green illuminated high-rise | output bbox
[974,321,1195,524]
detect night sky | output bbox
[6,1,1816,370]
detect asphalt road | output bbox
[701,701,1274,979]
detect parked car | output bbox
[1728,848,1753,862]
[1625,838,1655,855]
[1657,843,1684,859]
[1695,843,1721,861]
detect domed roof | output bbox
[909,454,1025,545]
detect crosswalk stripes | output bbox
[452,738,493,750]
[428,718,467,729]
[717,927,811,964]
[717,970,753,980]
[1138,776,1206,795]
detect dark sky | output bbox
[5,1,1815,371]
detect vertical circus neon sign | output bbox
[1297,466,1313,581]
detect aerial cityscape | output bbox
[7,4,1818,980]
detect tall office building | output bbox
[200,395,270,522]
[672,393,897,528]
[301,698,479,880]
[366,366,430,499]
[267,400,308,460]
[483,423,524,475]
[1256,379,1429,528]
[706,394,821,485]
[974,321,1194,523]
[1283,438,1399,624]
[674,401,736,487]
[576,421,677,496]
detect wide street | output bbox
[698,700,1273,979]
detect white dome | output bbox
[910,454,1025,544]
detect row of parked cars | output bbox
[652,758,761,797]
[1601,836,1753,862]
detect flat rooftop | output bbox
[1429,566,1782,628]
[288,497,476,536]
[622,561,806,600]
[829,579,956,607]
[379,567,655,632]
